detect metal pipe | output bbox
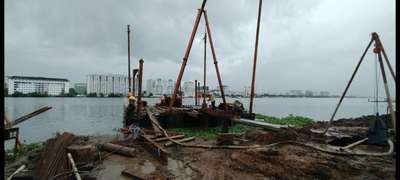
[249,0,262,114]
[328,38,374,124]
[132,69,139,96]
[203,31,207,107]
[198,82,201,105]
[377,51,396,135]
[137,59,144,114]
[127,25,132,93]
[195,80,198,106]
[169,0,208,110]
[203,10,227,109]
[372,32,396,81]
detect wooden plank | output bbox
[164,137,195,147]
[154,135,185,142]
[146,108,161,133]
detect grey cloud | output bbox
[5,0,395,97]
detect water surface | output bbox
[4,97,391,144]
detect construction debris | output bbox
[96,143,136,157]
[67,153,82,180]
[6,164,25,180]
[164,137,195,147]
[36,132,76,180]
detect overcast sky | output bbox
[5,0,396,96]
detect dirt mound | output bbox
[229,144,395,179]
[308,113,393,129]
[244,128,297,144]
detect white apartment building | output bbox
[86,74,129,96]
[146,78,174,95]
[7,76,69,95]
[183,81,195,97]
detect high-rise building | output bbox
[290,90,304,96]
[86,74,128,96]
[319,91,330,97]
[145,78,174,95]
[74,83,87,95]
[155,78,163,95]
[146,79,155,95]
[7,76,69,95]
[305,90,313,97]
[167,79,174,95]
[244,86,252,97]
[183,81,195,97]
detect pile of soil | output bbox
[310,113,393,129]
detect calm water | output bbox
[4,97,392,145]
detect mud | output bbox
[4,114,396,180]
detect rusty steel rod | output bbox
[195,79,198,106]
[249,0,263,114]
[203,30,207,107]
[127,25,132,93]
[377,51,396,135]
[373,33,396,81]
[169,0,208,110]
[137,59,144,115]
[203,10,227,109]
[132,69,139,96]
[328,38,374,125]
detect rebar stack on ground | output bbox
[36,132,76,180]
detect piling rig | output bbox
[326,32,396,139]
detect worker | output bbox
[128,95,136,106]
[207,93,216,110]
[124,95,137,127]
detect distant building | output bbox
[146,78,174,95]
[305,90,313,97]
[244,86,252,97]
[86,74,128,96]
[146,79,155,95]
[8,76,69,95]
[319,91,330,97]
[166,79,174,95]
[183,81,195,97]
[74,83,87,95]
[290,90,304,96]
[210,85,229,96]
